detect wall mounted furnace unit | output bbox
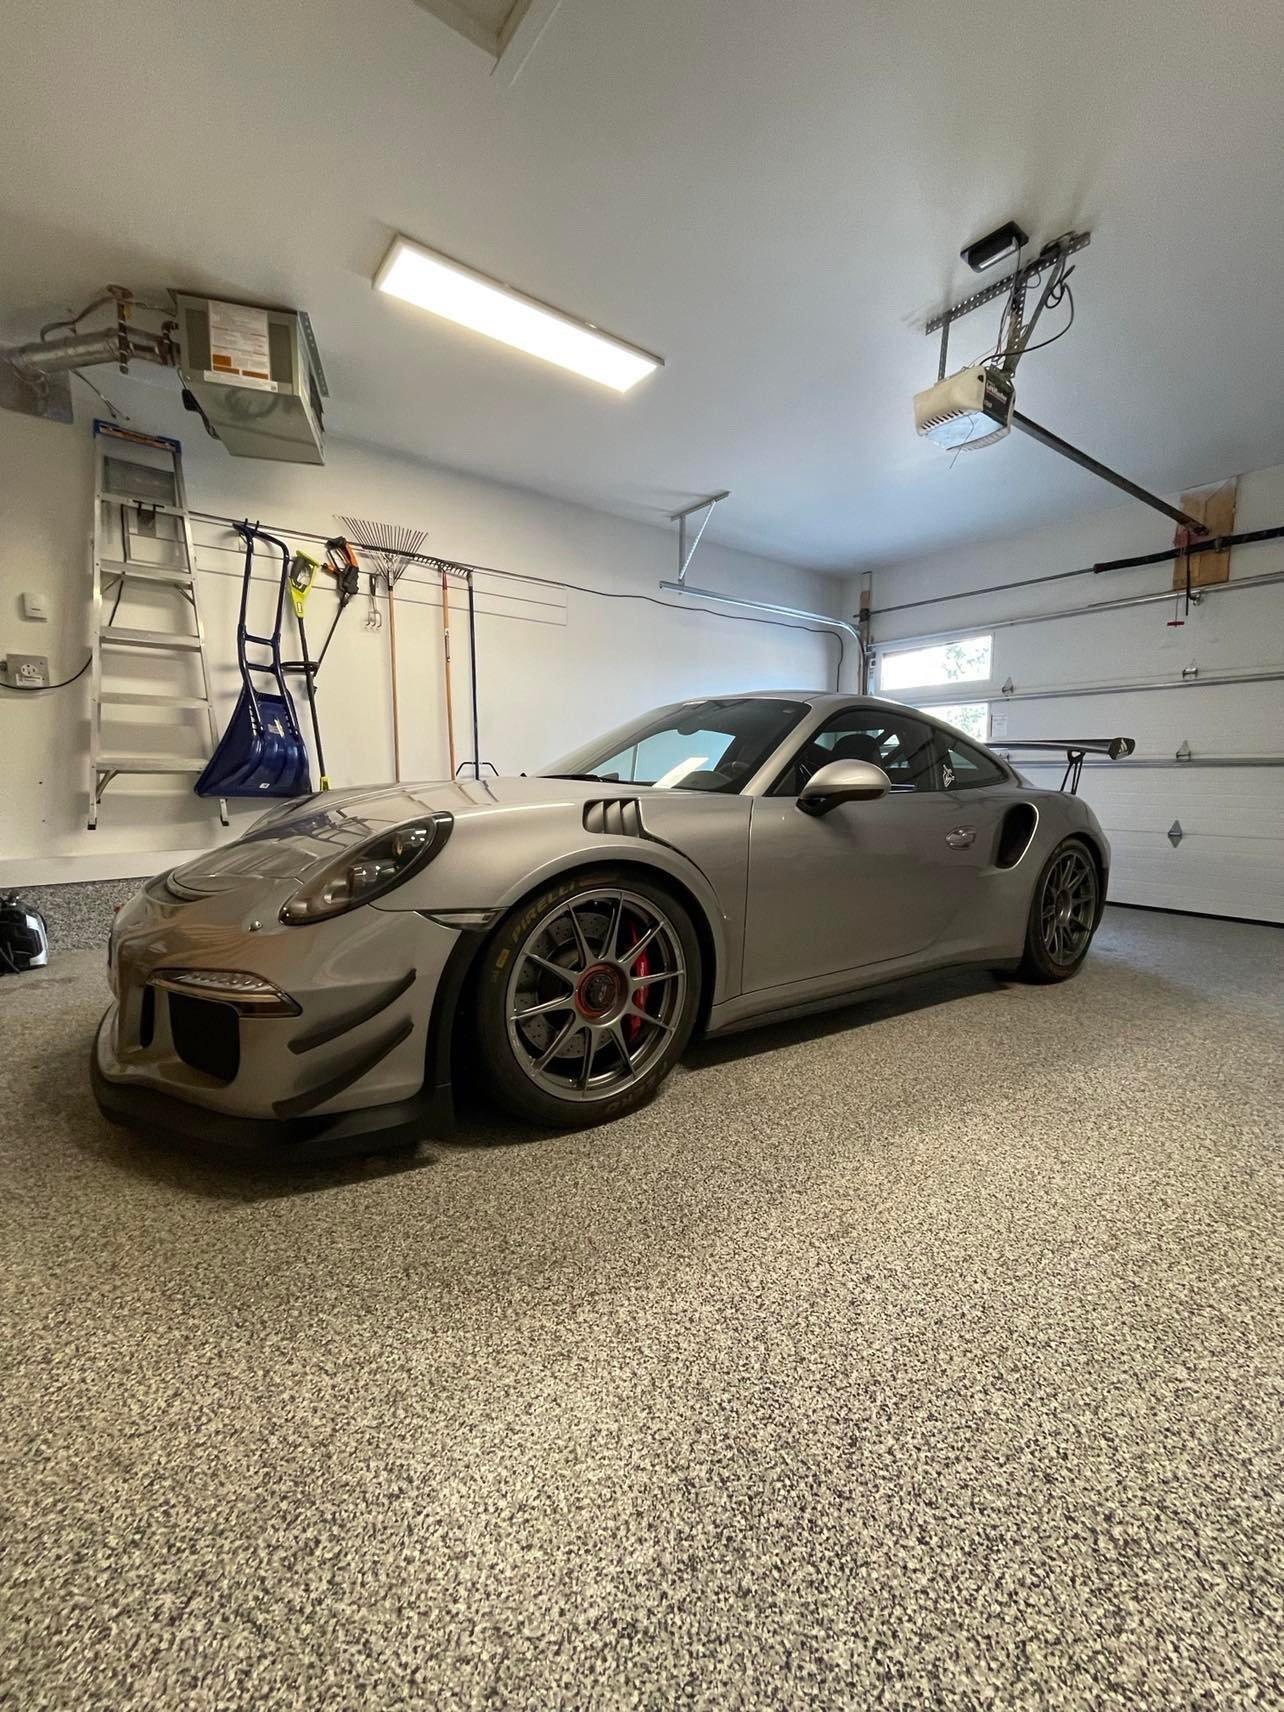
[0,286,328,465]
[173,295,326,465]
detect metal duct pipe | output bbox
[6,326,171,378]
[658,579,862,644]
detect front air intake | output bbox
[167,993,240,1083]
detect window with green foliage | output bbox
[922,701,989,742]
[877,634,992,692]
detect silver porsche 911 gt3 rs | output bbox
[92,693,1120,1158]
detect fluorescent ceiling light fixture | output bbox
[374,235,663,393]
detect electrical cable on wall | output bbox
[0,577,124,692]
[8,502,848,715]
[191,507,851,690]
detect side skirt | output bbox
[704,954,1021,1039]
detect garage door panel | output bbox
[1000,682,1284,757]
[992,579,1284,692]
[1078,771,1283,922]
[1101,830,1284,921]
[1078,768,1284,839]
[877,524,1283,920]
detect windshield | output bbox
[540,697,809,793]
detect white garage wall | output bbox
[0,376,841,883]
[852,466,1284,924]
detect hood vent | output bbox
[583,798,645,838]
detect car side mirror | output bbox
[797,758,891,817]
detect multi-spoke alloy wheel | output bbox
[1019,837,1101,982]
[506,888,687,1101]
[476,873,701,1125]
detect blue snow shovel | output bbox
[195,523,312,799]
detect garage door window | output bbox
[877,634,992,692]
[923,701,989,742]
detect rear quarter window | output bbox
[939,734,1006,789]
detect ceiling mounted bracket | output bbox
[670,490,730,585]
[931,231,1090,381]
[927,232,1092,337]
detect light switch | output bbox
[21,591,49,621]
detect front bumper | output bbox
[92,877,474,1158]
[91,1010,449,1161]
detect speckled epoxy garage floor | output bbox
[2,907,1281,1711]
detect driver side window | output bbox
[771,709,939,796]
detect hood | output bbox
[165,775,642,897]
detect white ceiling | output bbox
[3,0,1284,572]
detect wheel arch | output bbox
[1070,829,1109,922]
[422,853,723,1115]
[495,845,725,1004]
[509,854,721,1033]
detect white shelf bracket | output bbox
[670,490,730,586]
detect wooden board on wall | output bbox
[1173,478,1237,589]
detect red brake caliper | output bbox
[624,917,650,1047]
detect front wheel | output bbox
[474,871,702,1127]
[1017,837,1101,982]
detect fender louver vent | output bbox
[584,798,645,838]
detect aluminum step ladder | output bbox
[88,420,228,829]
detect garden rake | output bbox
[336,516,428,781]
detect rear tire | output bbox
[1017,836,1101,983]
[474,869,702,1128]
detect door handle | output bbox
[945,826,976,849]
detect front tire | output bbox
[1017,836,1101,983]
[474,870,702,1128]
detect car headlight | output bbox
[280,813,452,924]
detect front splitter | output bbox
[90,1012,450,1164]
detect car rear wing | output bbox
[997,737,1136,794]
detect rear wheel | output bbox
[1017,837,1101,982]
[474,870,702,1127]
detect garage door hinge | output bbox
[1181,661,1199,679]
[1175,740,1193,762]
[1001,676,1015,695]
[1167,820,1184,847]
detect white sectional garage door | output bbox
[867,483,1284,925]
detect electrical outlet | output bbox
[0,653,50,688]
